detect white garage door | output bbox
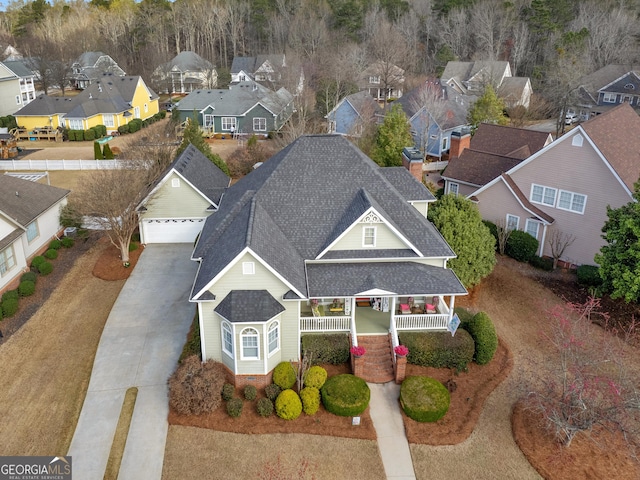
[142,218,205,244]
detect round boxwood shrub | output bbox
[244,385,257,401]
[44,249,58,260]
[275,389,303,420]
[2,290,18,302]
[221,383,235,401]
[61,237,75,248]
[300,387,321,415]
[400,376,450,422]
[31,256,45,268]
[49,239,62,250]
[2,298,19,317]
[256,397,274,417]
[465,312,498,365]
[264,383,282,402]
[226,397,243,418]
[304,365,327,389]
[273,362,296,390]
[37,261,53,276]
[21,271,37,284]
[321,374,370,417]
[18,280,35,297]
[506,230,539,262]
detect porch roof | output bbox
[215,290,285,323]
[306,262,467,297]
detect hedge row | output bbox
[301,334,350,364]
[116,112,166,135]
[67,124,107,142]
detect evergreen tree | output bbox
[103,143,115,159]
[176,118,230,176]
[467,85,507,132]
[94,141,104,160]
[428,193,496,288]
[371,104,412,167]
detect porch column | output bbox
[449,296,455,321]
[389,296,397,329]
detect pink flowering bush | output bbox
[394,345,409,357]
[350,346,366,357]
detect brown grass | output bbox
[104,387,138,480]
[0,241,125,455]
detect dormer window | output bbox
[625,83,635,90]
[363,226,376,247]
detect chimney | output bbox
[449,128,471,159]
[402,147,424,183]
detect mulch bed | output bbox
[0,234,98,344]
[92,240,144,281]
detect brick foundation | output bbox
[394,356,407,384]
[351,354,364,378]
[222,363,274,390]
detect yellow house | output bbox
[14,74,160,134]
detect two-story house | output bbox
[574,64,640,120]
[152,51,216,94]
[325,91,381,137]
[71,52,126,89]
[359,61,404,102]
[3,60,36,108]
[230,55,286,84]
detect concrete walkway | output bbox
[368,383,417,479]
[68,244,198,480]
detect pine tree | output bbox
[94,141,104,160]
[103,142,115,159]
[467,85,507,132]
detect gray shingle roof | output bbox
[3,60,33,78]
[191,135,458,300]
[215,290,285,322]
[306,262,467,297]
[0,175,69,227]
[166,51,212,72]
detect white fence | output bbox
[0,159,122,171]
[423,160,448,172]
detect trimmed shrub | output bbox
[2,290,18,302]
[273,362,296,390]
[37,261,53,276]
[506,230,539,262]
[530,255,553,271]
[49,239,62,250]
[399,330,474,372]
[18,280,35,297]
[256,397,274,417]
[103,143,114,159]
[301,334,350,364]
[300,387,321,415]
[577,265,602,286]
[2,298,19,317]
[264,383,282,402]
[464,312,498,365]
[31,256,46,268]
[94,141,103,160]
[168,356,226,415]
[44,249,58,260]
[84,129,96,141]
[128,119,143,133]
[221,383,235,401]
[275,389,303,420]
[483,220,498,246]
[244,385,257,401]
[321,374,370,416]
[304,365,327,389]
[226,398,243,418]
[400,376,450,422]
[61,237,74,248]
[179,311,201,362]
[159,110,166,119]
[117,125,129,135]
[20,271,37,284]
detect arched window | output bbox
[572,134,583,147]
[241,328,259,360]
[221,321,233,356]
[268,321,280,356]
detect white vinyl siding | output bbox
[531,184,556,206]
[222,321,233,356]
[363,226,376,247]
[506,214,519,230]
[558,190,587,214]
[0,245,16,276]
[222,117,236,131]
[241,328,259,359]
[26,221,39,242]
[525,219,540,239]
[253,117,267,131]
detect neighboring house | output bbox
[14,74,159,133]
[152,51,217,94]
[392,81,475,160]
[471,103,640,266]
[230,54,286,84]
[137,144,230,244]
[325,91,381,136]
[359,61,405,101]
[0,175,69,293]
[441,60,532,108]
[190,134,467,384]
[71,52,126,89]
[574,64,640,120]
[3,60,36,107]
[175,81,294,136]
[442,123,553,196]
[0,62,22,116]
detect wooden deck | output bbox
[11,127,63,142]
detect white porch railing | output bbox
[394,314,449,330]
[299,316,351,332]
[423,160,448,171]
[0,159,123,171]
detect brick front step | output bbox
[357,335,395,383]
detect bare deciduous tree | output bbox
[494,218,512,256]
[548,228,576,270]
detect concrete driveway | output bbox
[68,244,198,480]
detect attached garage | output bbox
[141,218,205,244]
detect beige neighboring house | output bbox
[152,51,216,94]
[0,175,69,294]
[441,60,532,108]
[471,103,640,267]
[0,62,22,116]
[359,61,405,101]
[137,144,230,244]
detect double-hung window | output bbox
[26,221,39,243]
[448,183,459,195]
[506,214,519,231]
[531,184,556,206]
[68,119,83,130]
[363,226,376,247]
[268,321,279,356]
[253,117,267,131]
[525,219,540,239]
[203,114,214,128]
[222,322,233,356]
[602,93,617,103]
[558,190,586,214]
[241,328,259,359]
[222,117,236,131]
[0,246,16,276]
[103,114,115,128]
